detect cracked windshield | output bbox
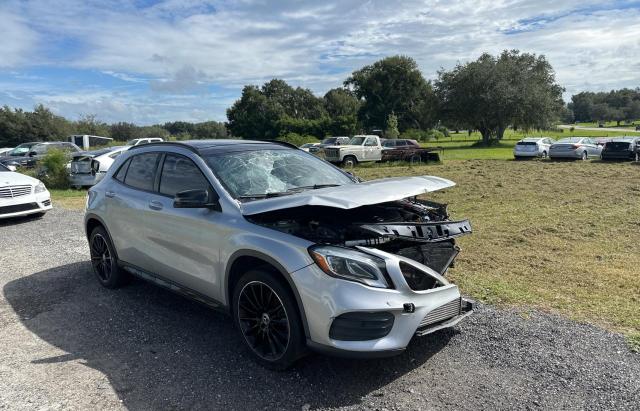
[205,149,353,199]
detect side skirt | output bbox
[120,262,228,314]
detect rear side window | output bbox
[124,153,160,191]
[159,154,209,197]
[113,158,131,182]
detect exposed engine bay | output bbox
[247,197,472,275]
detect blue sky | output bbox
[1,0,639,125]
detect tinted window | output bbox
[159,154,209,197]
[114,158,131,182]
[124,153,159,191]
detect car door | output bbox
[105,152,162,267]
[142,152,225,298]
[364,137,381,160]
[585,138,600,156]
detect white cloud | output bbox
[0,0,639,123]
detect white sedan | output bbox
[0,163,52,219]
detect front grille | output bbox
[0,202,39,215]
[0,185,32,198]
[324,148,338,158]
[419,298,461,328]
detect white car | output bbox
[0,163,52,219]
[513,137,555,159]
[69,146,130,188]
[0,148,13,157]
[126,137,164,146]
[299,143,320,152]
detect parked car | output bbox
[126,137,164,146]
[323,135,384,166]
[549,137,601,160]
[0,141,82,169]
[0,148,13,157]
[381,139,441,163]
[69,146,130,188]
[595,137,612,147]
[84,140,474,369]
[299,143,319,152]
[513,137,555,159]
[600,137,640,161]
[1,142,41,159]
[308,136,350,154]
[0,162,52,219]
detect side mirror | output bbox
[173,189,219,209]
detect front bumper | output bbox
[0,190,52,219]
[292,247,474,357]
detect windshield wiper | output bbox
[237,191,293,200]
[286,184,341,192]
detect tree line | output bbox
[0,106,227,147]
[2,49,635,148]
[568,89,640,125]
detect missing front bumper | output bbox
[414,297,474,336]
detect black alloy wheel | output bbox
[89,226,129,288]
[237,281,291,361]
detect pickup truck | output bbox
[323,135,383,166]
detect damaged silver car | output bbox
[84,140,473,369]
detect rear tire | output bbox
[89,226,129,289]
[232,270,305,370]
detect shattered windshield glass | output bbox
[204,149,354,199]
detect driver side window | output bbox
[365,137,377,146]
[159,154,210,197]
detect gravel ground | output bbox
[0,208,638,410]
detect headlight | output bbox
[308,245,390,288]
[34,181,47,193]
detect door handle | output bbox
[105,191,116,198]
[148,200,163,210]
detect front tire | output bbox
[89,226,129,289]
[541,151,548,159]
[342,156,357,168]
[232,270,305,370]
[581,151,588,161]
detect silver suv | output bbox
[84,140,474,369]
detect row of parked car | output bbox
[513,136,640,161]
[300,135,440,166]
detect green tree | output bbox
[345,55,438,132]
[385,112,399,138]
[74,114,110,136]
[436,50,564,145]
[110,122,141,141]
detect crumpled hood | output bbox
[240,175,455,215]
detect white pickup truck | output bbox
[323,135,383,166]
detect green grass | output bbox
[355,160,640,341]
[50,189,87,209]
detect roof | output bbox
[128,139,298,154]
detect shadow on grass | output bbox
[3,262,452,410]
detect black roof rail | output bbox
[251,139,300,150]
[127,141,200,154]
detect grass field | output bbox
[357,160,640,348]
[50,157,640,349]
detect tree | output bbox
[436,50,564,145]
[345,56,437,132]
[110,122,140,141]
[227,79,328,139]
[385,112,399,138]
[74,114,110,136]
[323,88,361,136]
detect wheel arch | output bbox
[225,250,310,339]
[85,213,120,260]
